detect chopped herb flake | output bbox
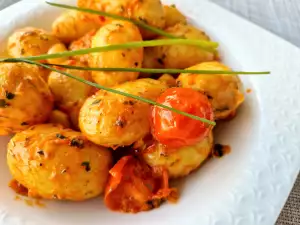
[37,150,44,155]
[91,99,101,105]
[56,134,66,139]
[70,138,84,148]
[157,58,164,65]
[5,91,15,99]
[0,99,8,108]
[123,100,135,105]
[81,162,91,172]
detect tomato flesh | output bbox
[151,88,214,148]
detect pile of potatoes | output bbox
[0,0,244,206]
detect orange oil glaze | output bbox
[9,180,45,208]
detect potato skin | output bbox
[0,63,53,135]
[7,27,60,58]
[48,60,96,129]
[7,124,112,201]
[78,0,165,39]
[177,62,245,120]
[69,29,97,65]
[163,5,187,28]
[142,132,213,179]
[52,11,103,44]
[158,74,176,87]
[147,23,215,69]
[79,79,168,147]
[89,20,143,87]
[48,110,71,128]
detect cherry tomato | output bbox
[104,156,177,213]
[151,87,214,148]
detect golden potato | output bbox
[7,27,60,58]
[49,110,71,128]
[146,23,215,69]
[7,124,112,201]
[69,29,97,65]
[163,5,187,28]
[79,78,168,148]
[52,11,103,44]
[47,43,69,65]
[48,60,96,128]
[0,63,53,135]
[176,62,245,120]
[143,132,213,179]
[78,0,165,39]
[158,74,176,87]
[89,20,143,87]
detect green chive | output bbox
[44,63,270,75]
[6,58,215,126]
[0,39,217,62]
[46,1,178,39]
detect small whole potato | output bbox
[163,5,187,28]
[7,27,60,58]
[7,124,112,201]
[176,61,245,120]
[48,60,96,129]
[142,132,213,179]
[158,74,176,87]
[52,11,103,44]
[79,78,168,148]
[47,43,69,65]
[146,23,215,69]
[69,29,97,65]
[48,110,71,128]
[89,20,143,87]
[78,0,165,39]
[0,63,53,135]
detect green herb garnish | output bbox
[81,162,91,172]
[0,39,217,62]
[56,133,66,139]
[44,63,270,75]
[46,2,179,39]
[5,91,15,99]
[4,58,215,126]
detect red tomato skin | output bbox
[151,88,214,148]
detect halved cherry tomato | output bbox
[104,156,177,213]
[151,87,214,148]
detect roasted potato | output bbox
[48,110,71,128]
[143,132,213,179]
[69,29,97,65]
[77,0,165,39]
[89,20,143,87]
[48,60,96,129]
[0,63,53,135]
[158,74,176,87]
[7,27,60,58]
[177,62,245,120]
[47,43,69,65]
[145,23,215,69]
[7,124,112,201]
[52,11,103,44]
[79,78,168,147]
[163,5,187,28]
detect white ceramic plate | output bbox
[1,0,300,224]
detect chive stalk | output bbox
[5,58,216,126]
[0,39,217,62]
[42,63,270,75]
[46,2,179,39]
